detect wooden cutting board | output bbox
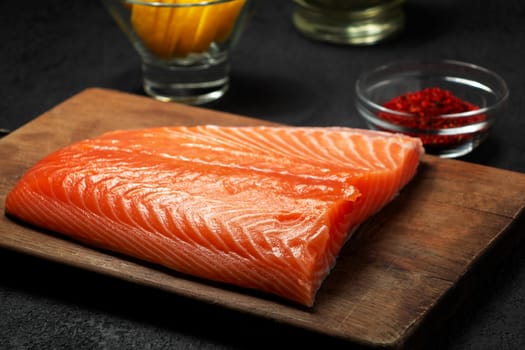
[1,88,525,349]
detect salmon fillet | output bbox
[4,125,424,306]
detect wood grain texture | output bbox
[1,88,525,349]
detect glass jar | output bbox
[292,0,405,45]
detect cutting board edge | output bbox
[396,206,525,350]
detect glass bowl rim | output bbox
[355,59,509,120]
[127,0,239,7]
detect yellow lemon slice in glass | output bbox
[131,0,246,60]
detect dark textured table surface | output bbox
[1,1,525,349]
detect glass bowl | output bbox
[355,60,509,158]
[101,0,256,105]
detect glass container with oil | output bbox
[292,0,405,45]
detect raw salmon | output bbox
[4,125,423,306]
